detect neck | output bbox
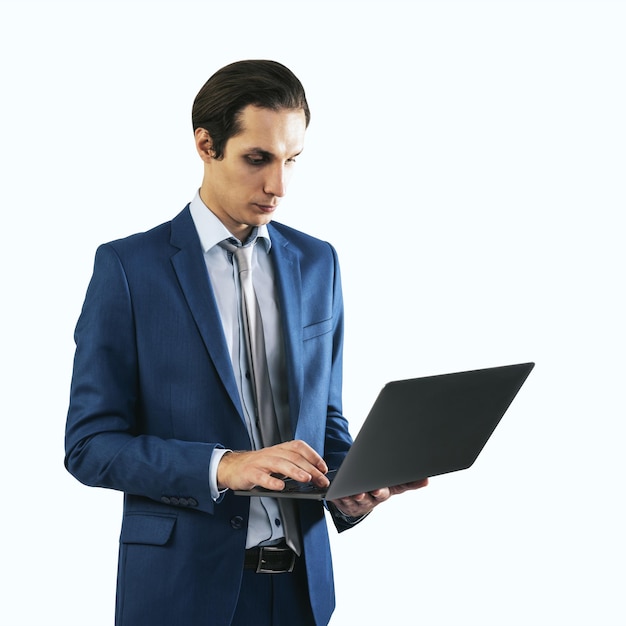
[198,186,254,242]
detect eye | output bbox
[246,155,267,166]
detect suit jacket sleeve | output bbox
[64,242,220,514]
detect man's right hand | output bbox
[217,440,330,492]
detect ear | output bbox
[194,127,214,163]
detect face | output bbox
[196,104,307,240]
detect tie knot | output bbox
[219,239,255,273]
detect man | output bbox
[65,59,427,626]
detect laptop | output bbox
[234,362,534,501]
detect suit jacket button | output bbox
[179,497,189,507]
[170,497,180,506]
[188,498,198,507]
[161,496,171,505]
[230,516,245,530]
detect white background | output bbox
[1,1,624,625]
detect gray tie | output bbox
[222,240,302,555]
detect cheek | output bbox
[241,173,267,199]
[221,170,249,203]
[228,165,258,188]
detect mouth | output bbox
[253,203,278,214]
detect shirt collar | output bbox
[189,190,272,253]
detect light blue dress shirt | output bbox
[189,191,288,548]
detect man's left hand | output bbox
[329,478,429,518]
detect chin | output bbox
[252,214,275,226]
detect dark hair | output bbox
[192,60,311,160]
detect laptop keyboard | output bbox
[280,469,337,494]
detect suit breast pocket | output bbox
[302,318,333,341]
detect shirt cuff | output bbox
[209,447,232,501]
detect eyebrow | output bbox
[245,147,304,158]
[246,147,273,158]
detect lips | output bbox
[254,203,278,213]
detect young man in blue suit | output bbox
[65,60,427,626]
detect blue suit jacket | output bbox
[65,206,353,626]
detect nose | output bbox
[263,163,288,198]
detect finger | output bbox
[270,443,330,484]
[389,478,429,495]
[368,488,390,502]
[255,448,330,487]
[402,478,429,489]
[258,473,289,491]
[340,492,368,505]
[280,440,329,474]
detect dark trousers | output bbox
[231,557,317,626]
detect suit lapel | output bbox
[269,226,304,437]
[169,207,243,417]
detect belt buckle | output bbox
[256,546,296,574]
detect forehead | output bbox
[230,105,306,154]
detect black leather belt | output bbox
[244,544,297,573]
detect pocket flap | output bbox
[303,317,333,340]
[120,513,177,546]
